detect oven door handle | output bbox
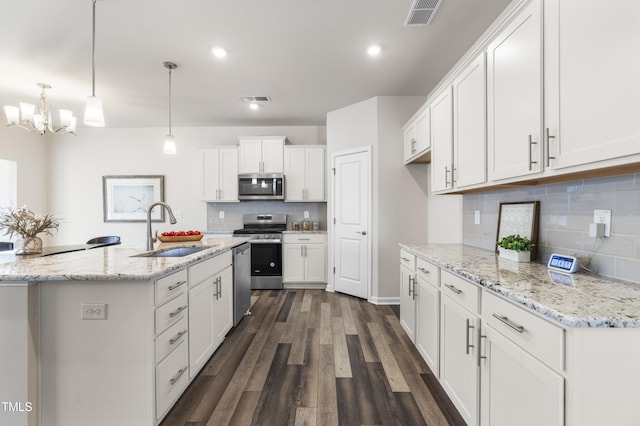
[248,239,282,244]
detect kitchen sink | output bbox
[133,246,213,258]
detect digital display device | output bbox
[547,254,579,273]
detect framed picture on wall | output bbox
[102,175,165,222]
[496,201,540,258]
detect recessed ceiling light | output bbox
[367,45,382,56]
[249,103,260,111]
[212,47,227,58]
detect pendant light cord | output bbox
[91,0,97,97]
[168,67,172,135]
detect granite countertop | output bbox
[400,243,640,329]
[0,237,250,282]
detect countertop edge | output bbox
[399,243,640,329]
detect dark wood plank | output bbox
[160,374,214,425]
[345,334,380,424]
[276,291,297,322]
[251,343,302,425]
[317,344,339,425]
[336,378,361,426]
[228,391,261,426]
[299,327,319,407]
[421,372,467,426]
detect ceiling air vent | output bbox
[404,0,442,27]
[240,96,271,103]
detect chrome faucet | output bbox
[146,201,177,251]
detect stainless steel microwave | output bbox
[238,174,285,200]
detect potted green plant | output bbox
[497,234,534,262]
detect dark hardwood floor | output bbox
[160,289,465,425]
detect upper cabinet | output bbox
[487,0,543,182]
[544,0,640,172]
[284,145,326,202]
[431,87,454,192]
[404,107,431,164]
[453,53,487,190]
[200,147,238,202]
[238,136,286,174]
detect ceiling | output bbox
[1,0,512,129]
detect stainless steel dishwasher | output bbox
[233,243,251,326]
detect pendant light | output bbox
[84,0,105,127]
[163,61,177,155]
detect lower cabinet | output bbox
[283,233,327,283]
[415,273,440,376]
[440,287,480,426]
[399,250,417,342]
[212,265,233,346]
[480,325,563,426]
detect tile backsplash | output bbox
[463,173,640,283]
[206,201,327,232]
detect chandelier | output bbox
[3,83,77,135]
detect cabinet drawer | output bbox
[416,257,439,287]
[282,233,326,244]
[155,340,189,419]
[483,291,564,371]
[155,292,188,335]
[441,270,479,314]
[400,249,416,271]
[155,316,188,363]
[155,269,188,305]
[189,251,232,287]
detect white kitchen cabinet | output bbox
[487,0,543,182]
[201,147,238,202]
[238,136,286,174]
[188,278,215,377]
[480,324,563,426]
[212,265,233,346]
[430,86,454,192]
[399,250,417,343]
[544,0,640,172]
[284,145,326,202]
[403,107,431,164]
[415,258,440,375]
[452,53,486,189]
[439,271,480,426]
[283,233,327,283]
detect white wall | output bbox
[327,96,428,302]
[46,125,325,245]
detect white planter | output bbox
[498,247,530,262]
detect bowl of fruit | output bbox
[158,230,203,242]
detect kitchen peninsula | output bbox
[399,243,640,426]
[0,237,250,426]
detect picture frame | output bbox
[102,175,165,222]
[496,201,540,258]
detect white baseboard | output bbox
[369,296,400,305]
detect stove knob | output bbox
[270,262,275,267]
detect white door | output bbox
[333,148,370,299]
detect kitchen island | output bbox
[399,243,640,426]
[0,237,250,426]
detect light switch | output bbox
[304,211,309,219]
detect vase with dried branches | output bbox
[0,206,60,254]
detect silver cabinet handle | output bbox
[169,305,187,318]
[217,276,222,299]
[466,318,475,355]
[408,275,414,297]
[478,334,487,366]
[298,238,311,241]
[417,267,430,275]
[169,367,188,386]
[411,138,416,154]
[401,257,410,262]
[356,231,367,235]
[452,165,457,186]
[169,329,187,345]
[528,134,538,171]
[492,313,525,333]
[444,283,463,295]
[545,127,556,167]
[304,245,307,257]
[412,274,417,300]
[168,280,187,291]
[445,166,451,187]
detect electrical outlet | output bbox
[219,210,225,219]
[81,303,107,320]
[593,209,611,237]
[474,210,481,225]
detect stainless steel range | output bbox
[233,214,286,290]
